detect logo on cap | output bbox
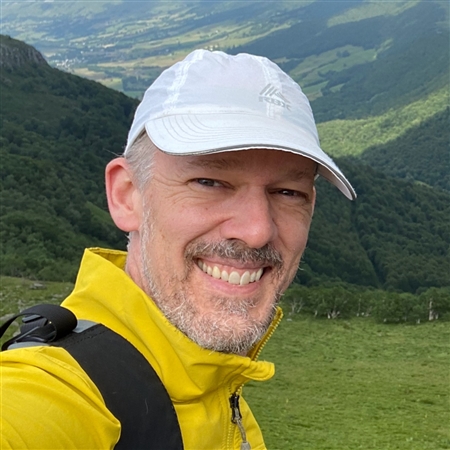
[259,84,291,110]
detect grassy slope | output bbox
[327,1,420,26]
[317,87,448,157]
[248,315,450,450]
[1,277,448,449]
[0,276,74,341]
[288,44,379,100]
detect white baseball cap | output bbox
[124,49,356,200]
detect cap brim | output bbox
[145,113,357,200]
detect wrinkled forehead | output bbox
[155,147,318,180]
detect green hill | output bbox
[306,162,450,293]
[358,108,450,192]
[317,88,448,158]
[309,29,448,122]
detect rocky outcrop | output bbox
[0,34,48,70]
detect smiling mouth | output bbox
[197,259,265,286]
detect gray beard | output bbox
[153,288,278,355]
[139,212,284,355]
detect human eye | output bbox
[279,189,300,197]
[273,188,311,204]
[194,178,223,187]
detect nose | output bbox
[220,189,278,249]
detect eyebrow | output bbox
[284,168,315,181]
[185,157,242,171]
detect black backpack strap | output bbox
[1,305,184,450]
[55,324,183,450]
[0,304,77,350]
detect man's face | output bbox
[135,148,316,354]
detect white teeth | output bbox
[228,271,241,285]
[240,271,250,286]
[198,260,264,286]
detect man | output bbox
[1,50,355,449]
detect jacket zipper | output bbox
[227,308,283,449]
[229,392,251,450]
[249,307,283,362]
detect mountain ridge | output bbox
[0,34,48,70]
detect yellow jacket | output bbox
[1,248,282,449]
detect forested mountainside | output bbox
[359,108,449,192]
[306,163,449,293]
[1,35,137,280]
[1,35,449,294]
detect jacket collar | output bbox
[63,248,282,402]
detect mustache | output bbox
[185,240,283,270]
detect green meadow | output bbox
[248,314,450,450]
[1,277,449,449]
[0,276,74,341]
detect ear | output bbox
[105,157,142,232]
[311,186,317,217]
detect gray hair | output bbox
[124,132,156,192]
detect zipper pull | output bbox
[229,393,251,450]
